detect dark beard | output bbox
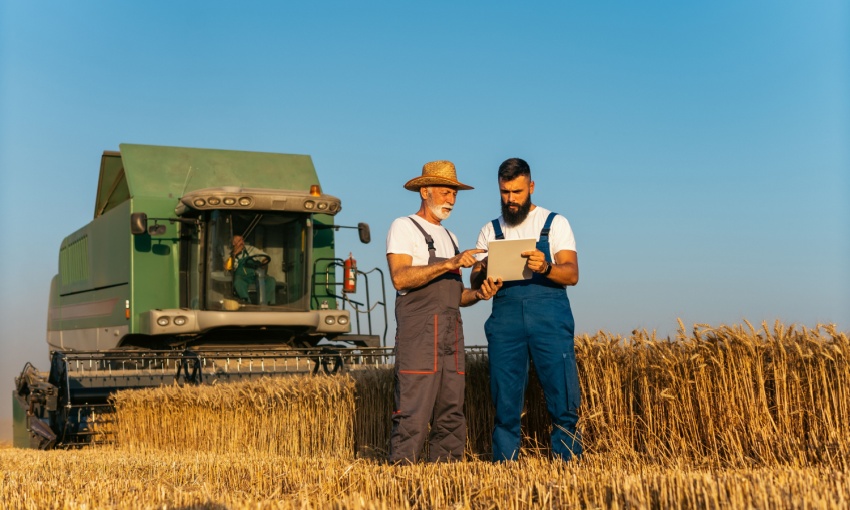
[501,197,532,226]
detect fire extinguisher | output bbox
[343,253,357,294]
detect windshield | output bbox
[206,211,310,311]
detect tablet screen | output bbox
[487,238,536,281]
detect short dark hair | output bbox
[498,158,531,181]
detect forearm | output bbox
[543,261,578,286]
[388,249,483,293]
[390,259,452,292]
[460,288,481,307]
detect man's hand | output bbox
[447,249,486,271]
[474,276,503,301]
[521,249,548,274]
[519,249,579,286]
[470,255,488,289]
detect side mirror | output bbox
[130,213,148,235]
[358,222,371,244]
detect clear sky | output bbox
[1,1,847,440]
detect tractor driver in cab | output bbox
[228,235,277,305]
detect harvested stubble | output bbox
[2,449,849,509]
[111,374,355,457]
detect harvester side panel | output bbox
[57,200,131,293]
[51,200,132,351]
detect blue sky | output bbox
[1,1,847,439]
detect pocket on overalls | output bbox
[454,314,465,374]
[563,348,581,411]
[396,313,438,373]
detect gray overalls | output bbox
[389,217,466,463]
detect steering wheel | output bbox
[242,254,271,269]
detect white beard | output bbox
[429,202,452,221]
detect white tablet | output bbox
[487,238,536,281]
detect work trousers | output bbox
[390,310,466,463]
[485,286,582,462]
[234,273,276,305]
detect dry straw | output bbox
[110,373,356,457]
[351,321,849,467]
[103,321,849,468]
[3,449,849,509]
[5,321,850,509]
[576,321,850,468]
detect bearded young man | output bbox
[470,157,582,462]
[385,160,501,464]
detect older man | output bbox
[386,160,501,464]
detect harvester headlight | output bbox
[337,315,349,326]
[324,316,336,325]
[329,203,339,212]
[223,197,237,206]
[156,317,170,327]
[173,316,188,326]
[317,202,328,210]
[193,199,206,208]
[207,197,221,206]
[304,200,315,210]
[238,197,252,206]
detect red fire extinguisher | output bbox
[343,253,357,294]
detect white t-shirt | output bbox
[387,215,460,267]
[475,206,576,261]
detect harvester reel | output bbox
[176,352,203,385]
[311,348,345,376]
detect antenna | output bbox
[180,165,194,197]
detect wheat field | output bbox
[1,321,848,509]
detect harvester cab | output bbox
[13,144,389,449]
[127,190,376,348]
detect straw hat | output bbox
[403,160,474,191]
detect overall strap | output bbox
[540,212,558,243]
[491,219,504,240]
[443,227,460,255]
[408,217,436,258]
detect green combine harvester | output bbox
[12,144,389,449]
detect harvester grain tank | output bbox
[12,144,388,449]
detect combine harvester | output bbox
[12,144,391,449]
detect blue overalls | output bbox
[389,217,466,463]
[484,212,582,461]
